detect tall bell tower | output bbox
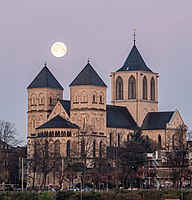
[27,63,64,137]
[111,36,158,126]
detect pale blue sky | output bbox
[0,1,192,142]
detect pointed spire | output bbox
[27,64,63,89]
[70,62,107,87]
[133,29,137,45]
[117,41,153,72]
[44,61,47,67]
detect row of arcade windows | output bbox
[30,94,61,106]
[37,140,71,158]
[73,92,104,104]
[81,140,103,158]
[109,133,122,147]
[37,130,72,138]
[116,76,155,101]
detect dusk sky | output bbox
[1,1,192,143]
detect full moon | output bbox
[51,42,67,57]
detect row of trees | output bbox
[1,119,190,189]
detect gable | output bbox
[48,100,70,121]
[166,110,185,129]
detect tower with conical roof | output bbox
[70,61,107,157]
[27,63,64,137]
[111,39,158,126]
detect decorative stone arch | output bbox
[116,76,123,100]
[150,77,155,101]
[55,130,60,137]
[49,93,54,105]
[81,91,88,103]
[73,91,79,103]
[31,93,36,105]
[143,76,148,100]
[92,91,97,103]
[38,93,44,105]
[128,75,136,99]
[99,92,104,104]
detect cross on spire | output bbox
[133,29,137,45]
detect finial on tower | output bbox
[87,57,90,63]
[44,61,47,67]
[133,29,137,45]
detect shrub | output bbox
[56,190,75,200]
[138,190,162,200]
[38,192,52,200]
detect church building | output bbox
[27,39,185,187]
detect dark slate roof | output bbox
[141,111,174,130]
[59,100,70,116]
[69,62,107,87]
[117,45,153,72]
[106,105,138,130]
[27,64,63,89]
[36,115,79,129]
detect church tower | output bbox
[27,63,64,137]
[69,62,107,154]
[111,39,158,126]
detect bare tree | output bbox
[165,125,188,188]
[28,139,60,187]
[0,120,22,146]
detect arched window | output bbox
[38,93,44,105]
[143,76,147,100]
[93,140,96,158]
[116,76,123,100]
[73,92,79,103]
[150,77,155,101]
[81,91,88,103]
[99,141,102,158]
[49,94,54,105]
[118,133,120,147]
[109,133,112,147]
[66,140,70,157]
[158,134,161,148]
[92,92,97,103]
[31,94,36,105]
[55,140,60,155]
[99,93,104,104]
[128,76,136,99]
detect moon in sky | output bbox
[51,42,67,57]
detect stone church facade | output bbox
[27,41,185,187]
